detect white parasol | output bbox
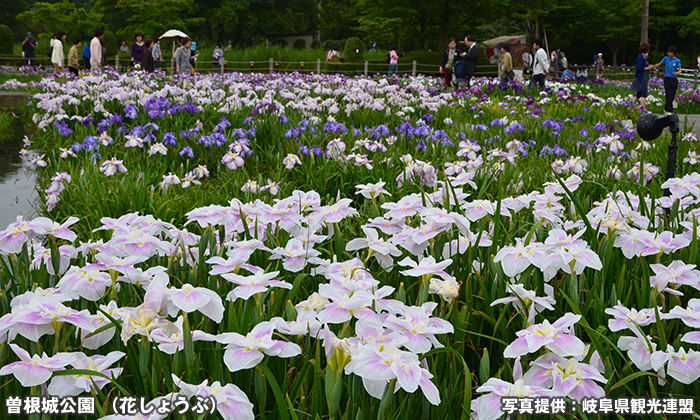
[159,29,188,42]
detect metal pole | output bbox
[412,60,417,76]
[364,61,368,77]
[269,58,273,74]
[317,58,321,74]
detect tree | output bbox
[0,25,14,55]
[592,0,639,67]
[110,0,203,42]
[0,0,29,40]
[17,0,103,39]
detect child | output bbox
[654,46,682,115]
[67,38,81,76]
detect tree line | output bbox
[0,0,698,67]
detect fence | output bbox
[1,55,699,87]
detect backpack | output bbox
[453,59,466,78]
[82,44,91,60]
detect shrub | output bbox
[293,39,307,50]
[271,39,288,47]
[337,39,347,51]
[103,31,118,57]
[0,25,14,55]
[344,37,364,62]
[323,40,335,50]
[310,40,322,50]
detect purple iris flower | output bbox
[54,121,73,137]
[163,132,177,146]
[180,147,194,159]
[124,104,138,119]
[215,117,231,132]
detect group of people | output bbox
[438,36,480,87]
[32,28,191,76]
[630,43,681,114]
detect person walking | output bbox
[629,43,653,111]
[67,38,81,76]
[653,45,682,115]
[22,32,37,66]
[142,39,155,73]
[499,44,513,87]
[213,43,224,73]
[189,41,200,75]
[90,29,104,73]
[530,39,548,89]
[439,38,462,87]
[51,31,66,74]
[595,53,604,79]
[82,42,91,70]
[175,37,192,75]
[388,47,399,77]
[152,39,163,70]
[131,32,146,68]
[550,50,560,79]
[560,51,568,71]
[460,36,479,87]
[326,46,339,61]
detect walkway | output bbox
[679,115,700,136]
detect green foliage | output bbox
[293,39,307,50]
[0,25,14,55]
[17,0,103,39]
[344,36,365,62]
[271,39,288,47]
[103,31,118,57]
[310,40,322,49]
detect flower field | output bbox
[1,69,700,419]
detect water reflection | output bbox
[0,131,37,228]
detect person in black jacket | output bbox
[439,38,462,87]
[143,39,155,73]
[460,36,479,87]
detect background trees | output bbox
[5,0,699,66]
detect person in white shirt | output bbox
[530,38,549,89]
[90,28,104,73]
[51,31,67,74]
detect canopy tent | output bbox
[481,35,528,65]
[481,35,527,49]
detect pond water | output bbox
[0,132,37,228]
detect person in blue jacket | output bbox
[653,45,682,115]
[82,43,91,70]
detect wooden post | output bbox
[695,69,698,89]
[317,58,321,74]
[115,55,119,73]
[220,61,223,75]
[171,56,175,75]
[412,60,417,76]
[269,58,273,74]
[364,61,368,77]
